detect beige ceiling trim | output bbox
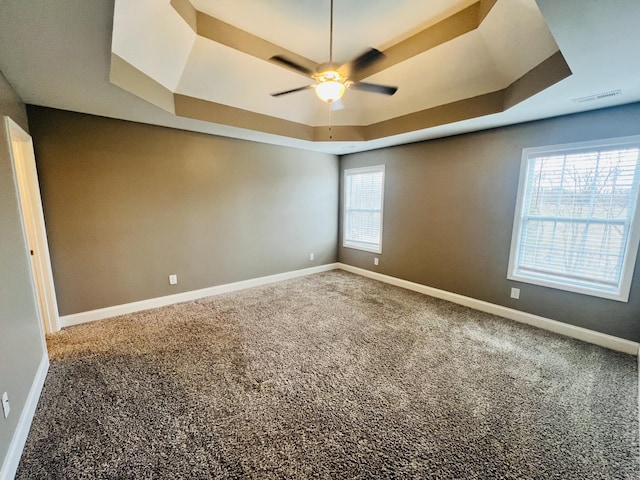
[503,51,572,110]
[171,0,318,76]
[365,51,571,141]
[114,49,571,143]
[174,94,315,141]
[367,90,505,140]
[175,94,369,142]
[312,125,367,142]
[110,53,175,114]
[174,90,504,144]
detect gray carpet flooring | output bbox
[17,271,639,479]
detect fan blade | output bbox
[351,82,398,96]
[270,85,313,97]
[331,98,344,111]
[345,48,385,74]
[269,55,314,77]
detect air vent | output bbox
[573,90,622,103]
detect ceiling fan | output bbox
[268,0,398,104]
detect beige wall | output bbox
[340,103,640,342]
[27,106,339,316]
[0,72,46,472]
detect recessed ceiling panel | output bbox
[109,0,571,142]
[112,0,195,90]
[478,0,560,80]
[352,30,510,125]
[176,37,327,125]
[189,0,476,62]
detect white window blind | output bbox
[343,165,385,253]
[508,136,640,301]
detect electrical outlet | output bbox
[2,392,10,419]
[374,257,379,266]
[309,253,314,261]
[169,274,178,285]
[510,287,520,299]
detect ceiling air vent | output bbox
[573,90,622,103]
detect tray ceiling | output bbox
[1,0,639,154]
[110,0,569,143]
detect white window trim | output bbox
[507,135,640,302]
[343,165,385,254]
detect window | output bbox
[343,165,385,253]
[508,136,640,302]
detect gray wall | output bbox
[0,72,46,471]
[27,106,339,316]
[340,103,640,342]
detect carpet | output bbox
[16,271,639,479]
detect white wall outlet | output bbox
[309,253,314,261]
[510,287,520,299]
[374,257,379,266]
[169,274,178,285]
[2,392,10,418]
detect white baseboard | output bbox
[0,352,49,480]
[58,260,638,355]
[337,263,640,355]
[60,263,340,328]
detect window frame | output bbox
[507,135,640,302]
[343,165,385,254]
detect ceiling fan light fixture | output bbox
[315,78,346,103]
[268,0,397,104]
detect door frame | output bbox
[5,116,60,334]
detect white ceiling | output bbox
[0,0,639,155]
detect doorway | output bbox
[4,116,60,334]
